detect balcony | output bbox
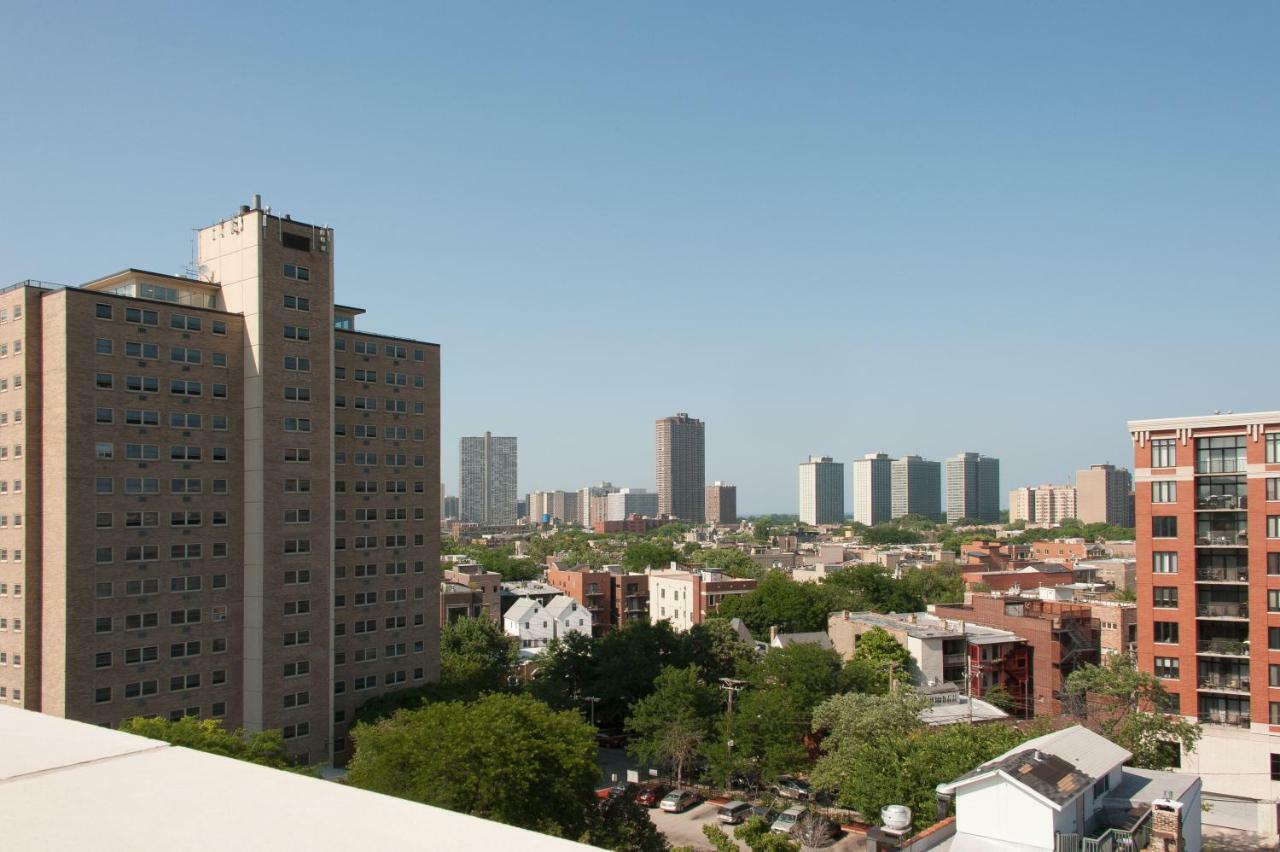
[1197,602,1249,619]
[1197,494,1248,511]
[1198,675,1251,693]
[1199,709,1251,728]
[1195,566,1249,583]
[1197,639,1250,657]
[1196,531,1248,547]
[943,653,967,667]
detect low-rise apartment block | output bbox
[931,596,1097,715]
[648,569,756,632]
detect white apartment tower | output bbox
[799,456,844,526]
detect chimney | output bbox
[770,625,780,642]
[251,193,261,210]
[1149,798,1183,852]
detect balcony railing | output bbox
[1197,639,1250,657]
[1197,495,1248,510]
[1198,675,1251,692]
[1055,809,1152,852]
[1200,710,1251,728]
[1195,566,1249,583]
[1196,532,1248,547]
[1197,603,1249,619]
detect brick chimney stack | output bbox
[1149,798,1184,852]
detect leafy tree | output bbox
[702,824,739,852]
[705,688,810,786]
[981,683,1018,714]
[691,547,762,578]
[822,565,924,613]
[810,692,1024,831]
[859,525,924,546]
[850,627,914,694]
[686,617,758,683]
[898,564,966,605]
[623,539,678,572]
[736,816,801,852]
[625,665,720,777]
[347,693,598,837]
[439,616,517,698]
[751,643,844,713]
[583,792,670,852]
[117,716,297,771]
[716,572,830,639]
[526,632,597,713]
[1064,654,1201,769]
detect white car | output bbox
[771,805,805,835]
[659,789,700,813]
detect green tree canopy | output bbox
[625,665,721,781]
[849,627,914,694]
[347,693,599,837]
[117,716,298,771]
[822,565,925,613]
[686,617,758,683]
[859,525,924,546]
[751,643,844,714]
[623,539,679,572]
[716,572,830,639]
[439,615,518,698]
[582,790,671,852]
[1064,654,1201,769]
[689,547,762,578]
[810,692,1025,831]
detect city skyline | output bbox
[4,5,1276,516]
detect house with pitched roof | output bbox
[933,726,1201,852]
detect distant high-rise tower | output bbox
[655,413,705,522]
[1076,464,1134,527]
[459,432,518,525]
[705,482,738,525]
[799,456,845,525]
[946,452,1001,523]
[852,452,893,526]
[891,455,943,521]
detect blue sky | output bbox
[2,3,1277,513]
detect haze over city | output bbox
[3,3,1278,511]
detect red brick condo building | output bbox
[1129,410,1280,836]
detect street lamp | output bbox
[582,695,600,728]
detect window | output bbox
[284,355,310,372]
[1272,627,1280,651]
[1268,434,1280,464]
[96,442,114,460]
[125,375,158,393]
[1151,438,1176,468]
[284,386,311,402]
[1269,590,1280,613]
[1153,657,1179,679]
[283,417,311,432]
[1152,552,1178,574]
[126,443,158,460]
[96,407,113,424]
[1154,622,1179,643]
[1151,481,1176,503]
[1271,664,1280,688]
[169,379,201,396]
[283,295,310,311]
[1153,517,1178,538]
[170,346,201,365]
[125,409,159,426]
[170,313,201,331]
[283,325,310,341]
[212,352,227,367]
[1271,554,1280,576]
[124,646,158,665]
[1196,435,1247,474]
[125,341,159,359]
[283,262,310,280]
[124,307,158,326]
[169,412,202,429]
[1272,704,1280,726]
[95,477,113,495]
[212,320,226,335]
[96,303,113,319]
[1270,517,1280,539]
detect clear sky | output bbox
[2,3,1277,513]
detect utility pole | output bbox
[583,695,600,728]
[720,678,748,766]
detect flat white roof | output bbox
[1127,410,1280,431]
[0,706,594,851]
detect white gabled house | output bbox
[503,595,592,653]
[932,726,1201,852]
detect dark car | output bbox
[772,775,811,800]
[749,806,779,825]
[606,781,637,800]
[595,730,628,749]
[634,782,671,808]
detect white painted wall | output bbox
[1181,725,1280,836]
[953,773,1056,850]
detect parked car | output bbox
[634,782,671,808]
[659,789,701,814]
[606,781,636,800]
[771,805,806,835]
[750,806,779,825]
[717,801,751,825]
[772,775,811,800]
[595,730,627,749]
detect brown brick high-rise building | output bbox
[705,482,737,525]
[0,198,440,767]
[656,412,705,523]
